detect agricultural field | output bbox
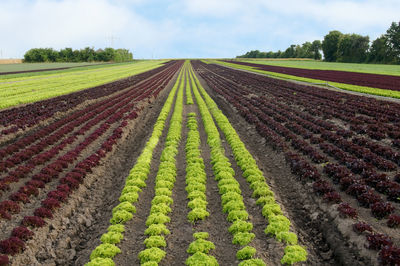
[1,59,400,266]
[237,59,400,76]
[0,60,167,109]
[0,62,104,74]
[215,60,400,99]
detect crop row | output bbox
[192,60,400,265]
[137,61,185,265]
[191,66,266,265]
[0,65,175,193]
[185,64,194,105]
[184,113,217,265]
[193,61,400,223]
[0,61,178,135]
[185,113,209,222]
[191,66,307,265]
[225,60,400,91]
[0,60,167,109]
[0,61,183,265]
[0,61,181,221]
[85,64,185,266]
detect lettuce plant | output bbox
[236,246,256,260]
[238,258,266,266]
[185,251,218,266]
[187,238,215,254]
[143,236,166,248]
[85,257,115,266]
[90,243,121,260]
[188,208,210,222]
[232,232,255,246]
[145,213,171,226]
[138,247,166,264]
[144,224,171,236]
[100,231,123,244]
[110,210,133,225]
[280,245,307,265]
[112,202,136,215]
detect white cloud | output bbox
[0,0,399,58]
[259,0,399,33]
[181,0,246,17]
[0,0,134,57]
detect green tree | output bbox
[337,34,369,63]
[282,45,296,58]
[299,42,314,58]
[322,30,343,62]
[58,48,74,62]
[385,21,400,63]
[24,48,43,62]
[116,49,133,62]
[311,40,322,60]
[79,47,96,62]
[368,36,391,63]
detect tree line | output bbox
[237,22,400,64]
[23,47,133,63]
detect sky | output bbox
[0,0,399,59]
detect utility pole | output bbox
[107,35,119,48]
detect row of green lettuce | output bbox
[185,62,194,105]
[184,112,218,265]
[189,66,266,266]
[136,60,185,265]
[86,60,308,265]
[191,65,308,265]
[85,62,184,266]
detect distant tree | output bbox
[79,47,96,62]
[299,42,314,58]
[282,45,296,58]
[368,36,391,63]
[58,48,74,62]
[24,49,43,62]
[385,21,400,63]
[266,51,275,58]
[114,48,133,62]
[322,30,343,62]
[23,48,59,62]
[23,47,133,63]
[311,40,322,60]
[258,51,267,58]
[337,34,369,63]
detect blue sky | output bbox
[0,0,399,59]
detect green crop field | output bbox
[0,60,167,109]
[0,62,104,74]
[237,59,400,76]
